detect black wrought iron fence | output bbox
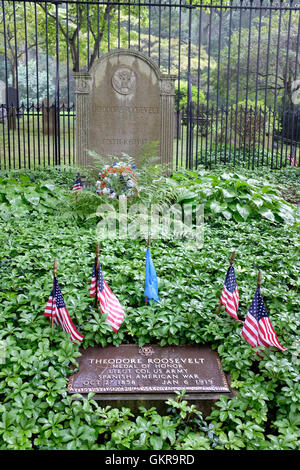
[0,103,75,168]
[0,0,299,170]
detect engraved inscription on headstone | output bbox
[74,49,176,168]
[68,344,230,394]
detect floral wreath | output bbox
[96,161,139,199]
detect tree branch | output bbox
[38,2,68,40]
[89,4,116,69]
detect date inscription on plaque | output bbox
[68,345,230,394]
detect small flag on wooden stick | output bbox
[217,250,241,321]
[242,270,287,354]
[44,259,84,343]
[90,244,125,333]
[72,173,83,191]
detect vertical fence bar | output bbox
[224,0,233,166]
[158,1,161,68]
[234,1,243,167]
[186,1,193,169]
[34,2,40,168]
[214,0,223,165]
[13,0,21,169]
[209,105,214,168]
[2,0,11,169]
[243,0,253,168]
[271,0,283,168]
[205,0,213,167]
[21,104,25,168]
[289,6,300,167]
[251,0,263,169]
[76,1,80,72]
[10,10,16,169]
[116,1,120,49]
[44,2,51,166]
[261,0,273,167]
[148,0,152,57]
[62,103,65,165]
[54,0,61,166]
[108,0,111,52]
[66,2,71,166]
[87,3,90,64]
[0,104,3,170]
[24,1,30,169]
[176,0,182,169]
[168,2,171,74]
[195,5,203,168]
[32,102,35,168]
[1,104,5,170]
[279,2,293,168]
[73,103,75,163]
[138,2,141,51]
[128,0,131,49]
[98,2,101,55]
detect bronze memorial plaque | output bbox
[68,345,230,394]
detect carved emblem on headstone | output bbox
[112,67,136,95]
[76,78,90,94]
[139,346,155,357]
[160,80,174,95]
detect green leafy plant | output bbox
[172,169,298,225]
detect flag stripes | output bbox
[90,260,125,333]
[241,288,287,354]
[44,280,84,343]
[72,177,83,191]
[220,285,240,321]
[219,266,240,321]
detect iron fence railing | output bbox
[0,103,75,168]
[0,0,300,170]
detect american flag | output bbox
[287,155,298,167]
[72,177,83,191]
[242,288,287,354]
[90,259,125,333]
[219,266,241,321]
[44,278,84,343]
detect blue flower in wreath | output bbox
[131,165,137,169]
[113,162,117,166]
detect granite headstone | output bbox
[74,50,176,168]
